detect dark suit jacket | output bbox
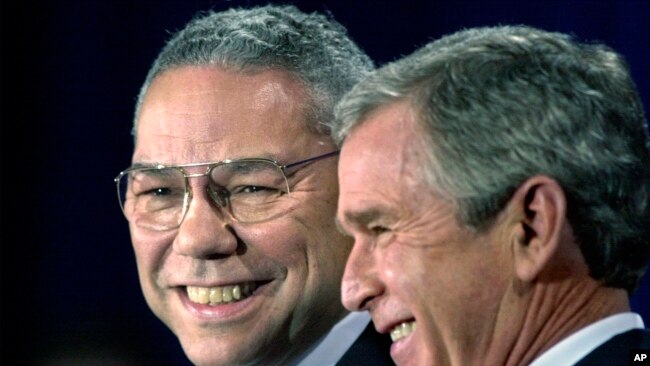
[336,322,395,365]
[574,328,650,365]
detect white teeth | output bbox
[222,286,233,302]
[187,282,257,305]
[390,321,417,342]
[197,287,209,304]
[209,287,222,304]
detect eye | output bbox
[240,185,272,194]
[137,186,185,200]
[230,185,282,195]
[369,225,390,235]
[145,187,173,196]
[128,168,184,198]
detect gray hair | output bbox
[331,25,650,293]
[133,4,374,137]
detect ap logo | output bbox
[631,350,650,365]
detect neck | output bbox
[491,278,630,366]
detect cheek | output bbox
[303,214,352,281]
[382,246,433,301]
[461,247,511,311]
[391,239,509,326]
[380,235,472,315]
[129,225,174,272]
[236,219,307,270]
[285,188,351,275]
[128,226,176,315]
[309,230,352,287]
[249,204,351,293]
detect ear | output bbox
[508,176,567,283]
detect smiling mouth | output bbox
[186,282,258,305]
[390,320,417,342]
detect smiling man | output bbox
[114,5,395,366]
[331,25,650,365]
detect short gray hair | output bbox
[332,25,650,293]
[134,4,374,137]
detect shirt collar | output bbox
[529,312,645,366]
[288,311,372,366]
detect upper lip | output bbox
[168,272,273,287]
[183,280,256,287]
[179,278,271,288]
[373,313,416,334]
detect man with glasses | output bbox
[114,5,393,366]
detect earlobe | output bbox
[509,176,567,283]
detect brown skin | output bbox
[131,65,351,366]
[336,101,629,366]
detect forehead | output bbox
[336,100,433,227]
[339,101,424,191]
[134,66,327,164]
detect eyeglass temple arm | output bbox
[283,150,340,171]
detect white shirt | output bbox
[288,311,372,366]
[529,312,645,366]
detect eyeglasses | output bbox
[115,151,339,230]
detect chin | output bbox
[179,331,280,366]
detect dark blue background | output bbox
[1,1,648,364]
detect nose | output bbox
[341,238,384,312]
[173,182,239,258]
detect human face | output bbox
[131,66,351,366]
[336,102,514,365]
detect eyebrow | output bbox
[128,153,285,170]
[128,157,273,170]
[337,207,391,234]
[345,208,385,226]
[220,160,279,174]
[129,162,159,169]
[126,165,180,180]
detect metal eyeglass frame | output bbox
[114,150,340,226]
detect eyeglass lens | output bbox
[117,160,291,230]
